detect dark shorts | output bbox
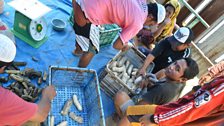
[73,22,98,54]
[128,115,142,123]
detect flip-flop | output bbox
[72,51,82,57]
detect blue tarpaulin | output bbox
[0,0,117,118]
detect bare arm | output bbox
[138,54,155,76]
[174,22,180,31]
[152,18,171,40]
[0,66,6,73]
[29,85,56,122]
[72,0,88,26]
[152,23,167,39]
[113,37,130,51]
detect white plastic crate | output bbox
[99,48,154,98]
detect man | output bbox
[138,27,194,74]
[114,57,199,126]
[136,0,181,54]
[0,34,56,125]
[72,0,166,67]
[127,60,224,126]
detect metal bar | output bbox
[191,42,214,66]
[198,17,224,44]
[183,0,212,26]
[188,18,200,29]
[179,0,210,28]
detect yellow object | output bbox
[131,122,159,126]
[131,122,141,126]
[126,104,158,115]
[156,0,181,42]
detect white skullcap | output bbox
[0,34,16,62]
[156,3,166,24]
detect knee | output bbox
[114,91,129,104]
[113,42,120,50]
[113,38,124,50]
[118,116,130,126]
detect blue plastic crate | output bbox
[48,66,106,126]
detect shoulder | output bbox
[155,39,170,49]
[159,38,170,46]
[160,81,184,92]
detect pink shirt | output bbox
[81,0,148,44]
[0,87,38,126]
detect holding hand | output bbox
[199,74,212,85]
[42,85,56,101]
[162,18,171,26]
[138,68,147,77]
[146,73,158,83]
[0,66,6,74]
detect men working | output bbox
[138,27,194,74]
[127,60,224,126]
[136,0,181,53]
[72,0,166,67]
[0,34,56,125]
[114,57,199,126]
[130,78,224,126]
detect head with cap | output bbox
[0,34,16,73]
[144,3,166,26]
[168,27,194,51]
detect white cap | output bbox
[0,34,16,62]
[156,3,166,24]
[174,27,190,43]
[168,27,194,45]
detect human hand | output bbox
[122,43,134,52]
[139,78,147,88]
[163,18,171,26]
[199,74,212,85]
[146,73,158,83]
[0,66,6,74]
[42,85,56,101]
[122,45,130,52]
[137,68,147,77]
[139,114,154,126]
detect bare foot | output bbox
[72,49,83,56]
